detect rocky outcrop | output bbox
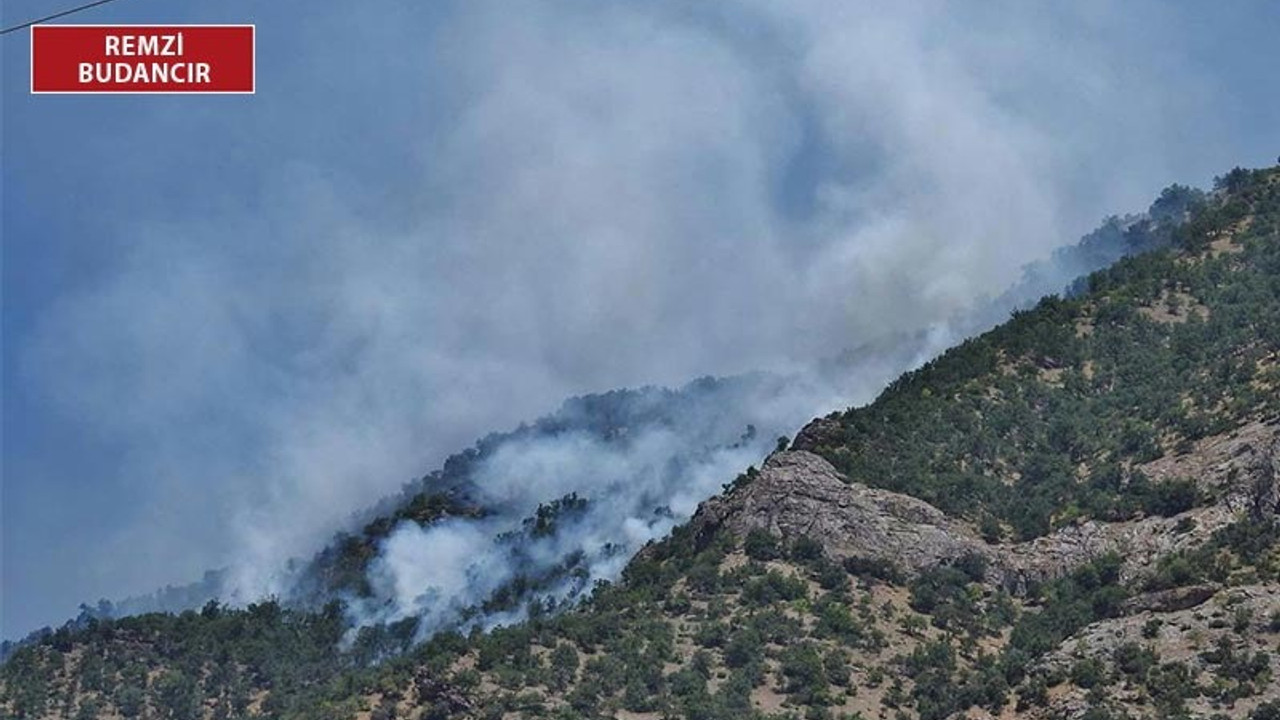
[687,451,994,576]
[791,415,843,453]
[1143,417,1280,517]
[1031,584,1280,720]
[995,505,1237,592]
[1000,419,1279,590]
[1119,584,1217,614]
[685,450,1226,592]
[1042,584,1280,668]
[694,419,1279,594]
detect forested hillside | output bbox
[3,163,1279,720]
[797,169,1279,540]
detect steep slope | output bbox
[10,374,815,647]
[287,374,807,614]
[4,167,1193,648]
[3,164,1279,720]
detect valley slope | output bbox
[3,164,1279,720]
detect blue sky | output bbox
[3,0,1278,639]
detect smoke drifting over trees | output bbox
[6,0,1278,638]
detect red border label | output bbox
[32,25,255,94]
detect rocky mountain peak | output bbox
[687,450,990,576]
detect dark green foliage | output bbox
[1113,642,1158,681]
[909,567,972,616]
[901,639,1008,720]
[522,493,589,539]
[5,163,1280,720]
[724,627,764,668]
[1199,635,1271,701]
[743,529,783,561]
[1005,555,1127,675]
[1145,661,1199,716]
[1139,478,1201,517]
[1,601,351,720]
[1070,658,1106,689]
[1253,700,1280,720]
[547,643,578,691]
[906,556,1001,638]
[812,597,881,650]
[843,556,905,584]
[790,536,826,562]
[803,166,1280,539]
[779,642,831,705]
[741,570,808,606]
[1146,518,1280,591]
[1016,675,1049,711]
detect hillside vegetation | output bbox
[3,164,1279,720]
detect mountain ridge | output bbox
[5,173,1201,650]
[3,162,1278,720]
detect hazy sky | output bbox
[3,0,1278,639]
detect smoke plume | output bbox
[8,0,1275,638]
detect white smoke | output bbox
[351,426,770,636]
[343,333,968,637]
[11,0,1262,636]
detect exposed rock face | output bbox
[1033,584,1280,720]
[1001,419,1279,590]
[687,450,993,576]
[694,419,1279,594]
[1142,417,1280,518]
[996,506,1237,592]
[681,431,1280,720]
[1119,584,1217,614]
[685,450,1225,592]
[791,415,843,453]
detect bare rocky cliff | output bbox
[687,450,992,575]
[692,417,1279,597]
[681,417,1280,719]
